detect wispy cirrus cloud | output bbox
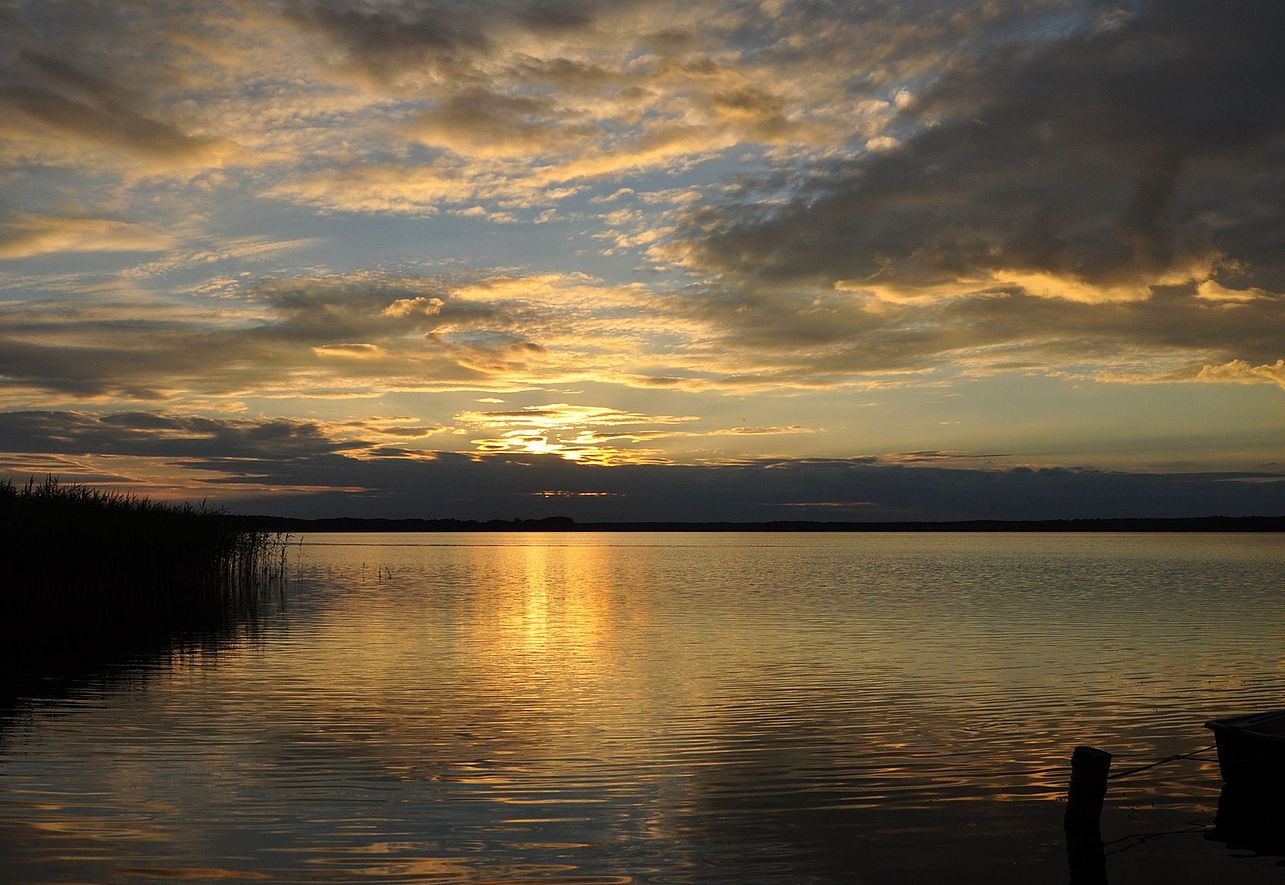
[48,0,1048,215]
[0,214,176,260]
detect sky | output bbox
[1,0,1283,520]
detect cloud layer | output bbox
[683,1,1285,303]
[1,1,1282,512]
[2,409,1281,520]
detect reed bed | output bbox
[0,477,288,677]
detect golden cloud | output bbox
[0,215,176,260]
[1196,359,1285,390]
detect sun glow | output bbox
[461,403,697,464]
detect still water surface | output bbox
[2,532,1284,882]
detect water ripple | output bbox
[2,532,1284,882]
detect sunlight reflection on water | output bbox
[2,532,1284,882]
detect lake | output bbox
[2,532,1284,882]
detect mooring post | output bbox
[1064,746,1111,883]
[1065,825,1108,885]
[1064,745,1112,828]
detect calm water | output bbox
[2,532,1284,883]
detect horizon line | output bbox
[232,514,1285,532]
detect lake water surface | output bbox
[3,532,1284,882]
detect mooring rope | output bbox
[1106,743,1218,780]
[1103,822,1210,857]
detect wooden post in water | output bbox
[1064,746,1111,884]
[1064,745,1112,828]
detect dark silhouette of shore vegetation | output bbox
[236,514,1285,533]
[1,477,289,683]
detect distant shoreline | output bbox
[235,515,1285,533]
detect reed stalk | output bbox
[0,476,288,675]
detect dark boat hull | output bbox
[1209,784,1285,858]
[1205,711,1285,788]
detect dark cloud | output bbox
[685,0,1285,297]
[0,52,227,162]
[0,275,545,399]
[655,280,1285,385]
[0,4,238,170]
[1,410,1282,521]
[275,1,490,83]
[0,410,349,461]
[273,0,647,86]
[175,461,1285,522]
[405,88,590,157]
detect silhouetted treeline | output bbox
[233,514,1285,532]
[237,515,577,532]
[1,478,288,683]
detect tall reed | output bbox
[0,477,288,675]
